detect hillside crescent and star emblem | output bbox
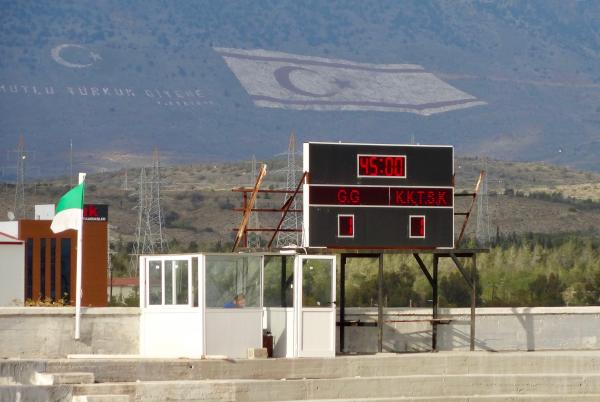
[51,44,102,69]
[274,66,341,98]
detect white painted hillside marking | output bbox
[216,47,486,115]
[51,44,102,69]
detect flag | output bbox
[215,47,486,116]
[50,182,85,233]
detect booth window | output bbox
[263,255,293,307]
[205,255,261,308]
[302,258,332,308]
[171,260,189,305]
[148,261,162,305]
[192,257,199,307]
[165,261,173,304]
[149,259,190,306]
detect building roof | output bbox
[0,231,23,244]
[111,277,138,287]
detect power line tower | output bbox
[69,139,73,187]
[476,158,491,247]
[130,149,168,275]
[130,167,147,274]
[276,132,301,247]
[13,135,28,219]
[122,169,129,191]
[246,155,262,248]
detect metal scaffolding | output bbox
[247,156,262,249]
[476,158,491,247]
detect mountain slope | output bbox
[1,157,598,250]
[0,1,599,175]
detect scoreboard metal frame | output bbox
[302,142,454,249]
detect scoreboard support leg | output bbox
[339,255,346,353]
[413,253,441,352]
[449,252,477,352]
[339,253,381,354]
[470,254,477,352]
[336,249,482,355]
[432,255,439,352]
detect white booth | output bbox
[263,254,336,358]
[0,231,25,306]
[139,253,336,358]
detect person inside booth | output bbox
[224,293,246,308]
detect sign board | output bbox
[83,204,108,222]
[303,142,454,248]
[35,204,55,220]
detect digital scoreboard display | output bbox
[303,142,454,249]
[357,154,406,178]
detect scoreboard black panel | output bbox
[308,142,453,186]
[303,142,454,249]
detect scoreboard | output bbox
[303,142,454,249]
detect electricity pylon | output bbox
[13,135,28,219]
[276,132,301,247]
[130,149,168,275]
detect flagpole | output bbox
[75,172,86,339]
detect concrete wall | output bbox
[205,308,263,358]
[0,243,24,306]
[339,307,600,353]
[141,308,203,358]
[0,307,139,358]
[2,306,600,358]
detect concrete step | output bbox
[34,371,95,385]
[0,376,17,385]
[72,395,130,402]
[0,384,72,402]
[40,351,600,382]
[71,373,600,401]
[281,396,600,402]
[0,359,47,385]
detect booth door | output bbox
[139,255,203,357]
[295,255,336,357]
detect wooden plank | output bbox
[232,164,267,251]
[455,170,485,247]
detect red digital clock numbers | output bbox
[357,154,406,178]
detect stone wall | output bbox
[339,307,600,353]
[2,306,600,358]
[0,307,139,358]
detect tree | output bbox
[440,269,482,307]
[187,240,199,252]
[383,263,422,307]
[528,273,565,306]
[573,268,600,305]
